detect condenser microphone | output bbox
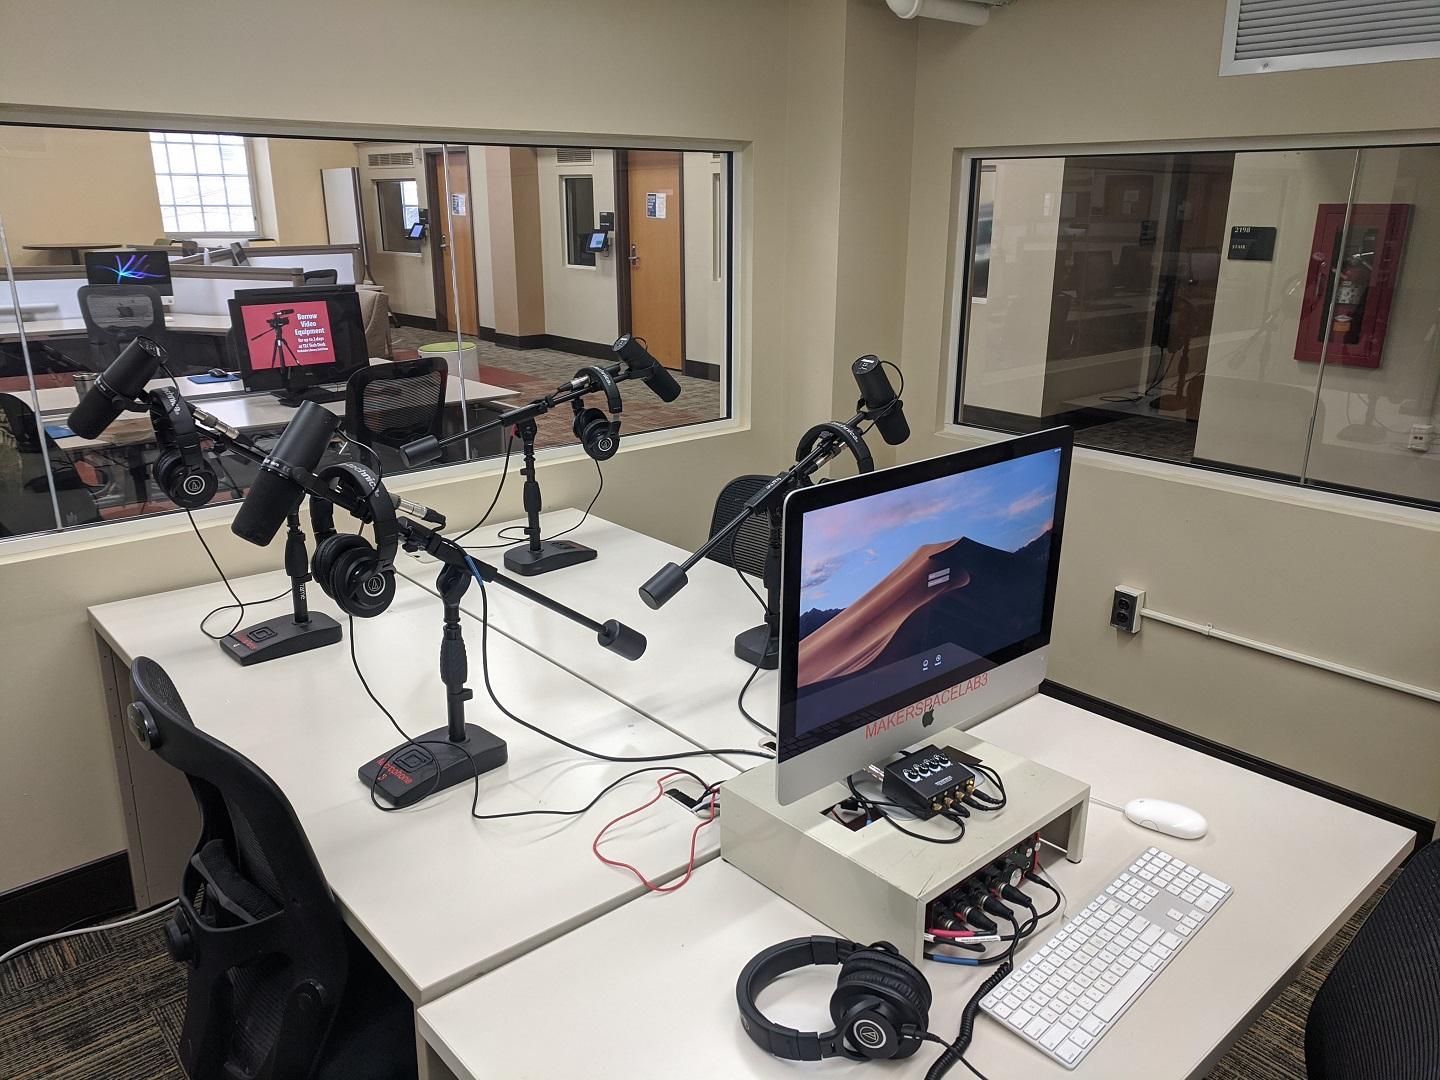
[232,401,339,546]
[68,336,167,439]
[613,334,682,403]
[851,355,910,446]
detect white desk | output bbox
[399,514,779,764]
[89,571,735,1014]
[417,696,1411,1080]
[0,312,234,341]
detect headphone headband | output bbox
[309,462,397,567]
[736,937,858,1060]
[796,421,874,474]
[575,365,623,416]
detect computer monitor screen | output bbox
[228,286,368,394]
[84,250,173,296]
[776,428,1072,804]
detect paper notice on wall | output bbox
[450,193,467,216]
[645,192,667,219]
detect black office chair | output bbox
[127,657,417,1080]
[343,357,447,473]
[230,242,249,265]
[303,269,339,286]
[77,284,166,368]
[1304,840,1440,1080]
[704,475,775,580]
[0,392,101,535]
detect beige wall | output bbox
[535,147,618,344]
[0,0,807,894]
[898,0,1440,817]
[0,127,164,262]
[682,151,727,371]
[258,136,360,244]
[356,141,435,319]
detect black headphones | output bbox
[796,421,874,474]
[309,462,397,618]
[151,387,218,509]
[570,366,623,461]
[736,937,931,1062]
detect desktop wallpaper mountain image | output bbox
[796,530,1051,690]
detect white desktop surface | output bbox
[0,312,233,341]
[89,570,734,1003]
[400,514,778,764]
[417,696,1411,1080]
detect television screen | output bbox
[228,286,368,393]
[238,300,337,371]
[84,249,173,296]
[791,448,1063,738]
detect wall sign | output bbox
[645,192,667,219]
[450,193,467,216]
[1228,225,1276,261]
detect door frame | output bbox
[424,146,480,335]
[614,150,685,370]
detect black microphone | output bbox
[68,336,167,439]
[400,434,442,469]
[232,401,339,546]
[613,334,682,403]
[851,355,910,446]
[597,620,647,661]
[638,562,688,610]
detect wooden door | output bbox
[622,151,684,370]
[426,148,480,336]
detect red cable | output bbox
[592,771,718,894]
[928,927,976,939]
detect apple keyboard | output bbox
[980,847,1231,1068]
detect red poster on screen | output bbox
[240,301,336,370]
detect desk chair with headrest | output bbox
[127,656,416,1080]
[343,356,447,473]
[230,242,249,265]
[1305,840,1440,1080]
[77,284,166,368]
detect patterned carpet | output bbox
[0,871,1395,1079]
[390,327,725,453]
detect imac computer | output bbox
[775,427,1073,804]
[228,285,369,406]
[85,249,173,296]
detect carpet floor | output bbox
[390,326,725,453]
[0,871,1394,1079]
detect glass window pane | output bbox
[1305,146,1439,505]
[154,175,173,205]
[563,175,596,267]
[377,179,422,253]
[170,175,200,205]
[150,142,168,173]
[191,132,219,144]
[166,142,195,174]
[175,206,205,231]
[160,206,179,231]
[193,143,222,173]
[197,176,228,207]
[219,142,247,173]
[229,207,255,233]
[204,208,231,231]
[225,176,251,206]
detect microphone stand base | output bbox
[734,623,779,670]
[503,539,596,577]
[219,612,342,666]
[359,723,509,809]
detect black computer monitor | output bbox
[775,428,1073,804]
[84,249,173,296]
[227,285,368,404]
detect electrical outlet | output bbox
[1110,586,1145,634]
[1408,424,1434,453]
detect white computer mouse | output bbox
[1123,798,1208,840]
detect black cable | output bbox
[198,585,292,639]
[469,765,711,820]
[845,776,966,844]
[474,455,604,548]
[737,663,773,737]
[473,575,772,764]
[451,432,516,543]
[729,524,769,614]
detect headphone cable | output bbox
[466,454,603,549]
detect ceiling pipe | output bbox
[884,0,999,25]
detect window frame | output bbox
[149,131,262,239]
[561,173,597,269]
[947,133,1440,513]
[374,177,424,255]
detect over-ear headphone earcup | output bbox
[830,947,930,1060]
[312,533,367,600]
[154,449,217,509]
[332,542,394,618]
[572,406,619,461]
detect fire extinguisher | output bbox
[1330,257,1370,342]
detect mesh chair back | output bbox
[129,657,348,1080]
[344,357,447,464]
[77,285,165,366]
[303,269,339,286]
[704,475,776,580]
[230,242,248,265]
[1305,840,1440,1079]
[0,393,100,534]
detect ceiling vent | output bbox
[1222,0,1440,74]
[556,148,593,165]
[367,151,415,168]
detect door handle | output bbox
[629,244,639,267]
